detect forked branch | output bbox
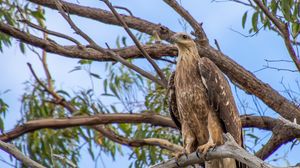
[149,133,295,168]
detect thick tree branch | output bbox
[0,140,46,168]
[0,113,176,142]
[27,0,175,40]
[150,133,292,168]
[0,22,176,61]
[2,113,300,160]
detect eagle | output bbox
[168,32,245,168]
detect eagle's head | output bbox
[170,32,196,49]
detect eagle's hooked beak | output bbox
[169,35,178,44]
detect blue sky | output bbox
[0,0,299,167]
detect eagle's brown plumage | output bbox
[168,33,245,168]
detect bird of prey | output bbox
[168,32,245,168]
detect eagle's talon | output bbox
[197,141,216,155]
[196,150,201,158]
[175,161,181,168]
[174,149,188,161]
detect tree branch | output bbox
[94,125,182,152]
[2,113,300,160]
[150,133,293,168]
[0,140,46,168]
[28,0,175,40]
[19,19,82,47]
[0,113,176,142]
[163,0,208,44]
[279,116,300,131]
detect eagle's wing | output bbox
[198,57,242,145]
[167,71,181,131]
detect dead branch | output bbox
[0,140,46,168]
[279,116,300,131]
[149,133,292,168]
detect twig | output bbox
[150,133,285,168]
[163,0,208,44]
[113,5,133,16]
[102,0,168,85]
[19,19,83,47]
[0,140,46,168]
[52,154,77,168]
[214,39,221,51]
[27,63,76,112]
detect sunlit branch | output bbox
[150,133,292,168]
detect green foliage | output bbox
[0,0,46,53]
[0,90,9,131]
[241,0,300,38]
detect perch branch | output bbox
[149,133,292,168]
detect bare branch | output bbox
[150,133,291,168]
[279,116,300,131]
[0,140,46,168]
[19,19,82,47]
[28,0,175,40]
[102,0,168,85]
[113,5,133,16]
[94,125,182,152]
[163,0,208,44]
[0,113,176,142]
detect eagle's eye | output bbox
[182,35,188,39]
